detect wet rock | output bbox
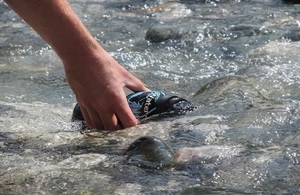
[124,136,175,169]
[58,153,107,169]
[179,0,230,3]
[0,101,72,134]
[227,25,271,38]
[124,136,244,169]
[145,25,187,43]
[283,30,300,41]
[172,145,244,164]
[179,0,207,3]
[247,40,300,61]
[114,183,143,195]
[192,76,277,112]
[169,117,230,146]
[202,24,272,45]
[236,40,300,101]
[2,0,300,193]
[282,0,300,4]
[0,104,26,118]
[179,186,248,194]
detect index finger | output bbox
[114,92,139,129]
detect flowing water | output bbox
[1,0,300,194]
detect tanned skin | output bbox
[4,0,149,130]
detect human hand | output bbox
[4,0,149,130]
[64,47,149,130]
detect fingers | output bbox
[115,98,138,128]
[98,73,148,129]
[79,103,103,129]
[77,72,149,131]
[88,110,105,130]
[100,111,122,130]
[79,102,139,130]
[79,105,94,127]
[125,72,150,92]
[79,103,123,131]
[104,89,138,129]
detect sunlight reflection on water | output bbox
[1,0,300,194]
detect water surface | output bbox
[1,0,300,194]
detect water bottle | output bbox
[71,91,196,123]
[126,91,196,120]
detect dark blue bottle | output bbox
[71,91,196,124]
[126,91,196,120]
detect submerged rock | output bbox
[283,29,300,41]
[172,145,244,164]
[282,0,300,4]
[227,25,271,38]
[145,25,187,43]
[124,136,244,169]
[180,0,230,3]
[192,75,278,112]
[124,136,175,169]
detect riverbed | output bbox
[1,0,300,194]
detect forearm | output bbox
[4,0,102,66]
[5,0,149,130]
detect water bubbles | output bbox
[5,94,26,102]
[285,148,299,165]
[246,168,269,188]
[195,33,205,44]
[102,14,111,18]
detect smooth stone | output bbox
[145,25,187,43]
[124,136,175,169]
[192,75,278,111]
[172,145,244,164]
